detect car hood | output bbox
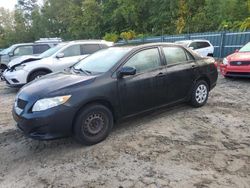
[18,71,96,100]
[227,52,250,62]
[8,55,42,68]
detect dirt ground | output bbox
[0,75,249,188]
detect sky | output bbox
[0,0,17,10]
[0,0,43,11]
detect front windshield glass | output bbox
[38,43,66,58]
[0,45,16,55]
[74,47,132,74]
[239,42,250,52]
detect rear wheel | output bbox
[190,80,209,107]
[74,104,113,145]
[28,71,48,82]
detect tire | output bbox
[28,71,48,82]
[190,80,209,107]
[0,64,7,74]
[74,104,113,145]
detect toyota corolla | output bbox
[13,43,218,145]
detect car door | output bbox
[118,47,167,117]
[54,44,83,71]
[162,46,197,103]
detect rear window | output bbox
[33,44,50,54]
[81,44,101,55]
[163,47,189,65]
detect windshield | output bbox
[0,45,16,55]
[239,42,250,52]
[38,43,66,58]
[74,47,132,74]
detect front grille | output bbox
[230,61,250,66]
[17,99,28,109]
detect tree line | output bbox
[0,0,249,48]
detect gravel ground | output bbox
[0,75,249,188]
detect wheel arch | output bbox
[72,98,117,131]
[27,68,52,82]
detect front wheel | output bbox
[74,104,113,145]
[190,80,209,107]
[28,71,48,82]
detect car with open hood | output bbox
[13,43,218,145]
[2,40,113,87]
[220,42,250,78]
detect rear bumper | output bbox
[220,64,250,77]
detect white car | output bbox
[175,40,214,57]
[2,40,113,87]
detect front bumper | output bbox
[220,64,250,78]
[2,69,28,87]
[12,105,76,140]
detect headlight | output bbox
[14,64,26,71]
[32,95,71,112]
[222,58,228,65]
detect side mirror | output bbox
[8,52,14,57]
[56,52,64,58]
[189,47,194,50]
[235,49,239,53]
[117,66,136,78]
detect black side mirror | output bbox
[8,52,14,57]
[117,66,136,78]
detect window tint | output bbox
[190,42,210,49]
[124,48,161,74]
[163,47,188,65]
[62,45,81,57]
[100,44,108,49]
[14,46,33,56]
[33,44,50,54]
[81,44,101,55]
[198,42,210,48]
[189,42,198,50]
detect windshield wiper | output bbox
[72,66,92,75]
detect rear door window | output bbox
[33,44,50,54]
[62,45,81,57]
[81,44,101,55]
[163,47,189,65]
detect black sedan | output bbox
[13,43,218,145]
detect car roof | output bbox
[65,40,113,45]
[176,39,210,43]
[114,42,184,50]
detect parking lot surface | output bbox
[0,76,249,188]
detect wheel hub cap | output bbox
[84,113,104,135]
[195,84,207,104]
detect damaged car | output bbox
[2,40,112,87]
